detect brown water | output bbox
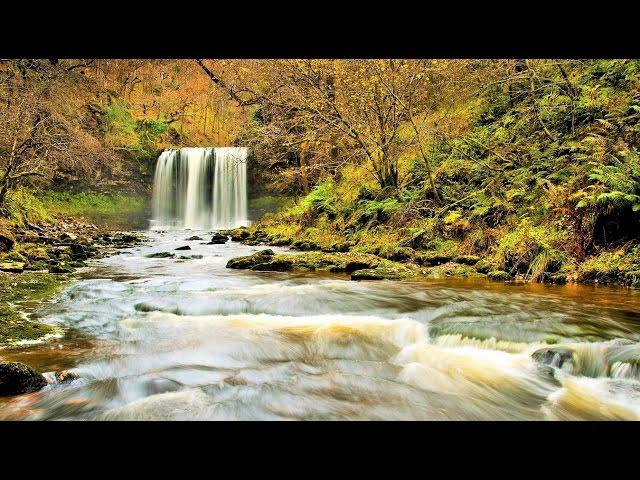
[2,230,640,420]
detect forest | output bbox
[2,59,640,285]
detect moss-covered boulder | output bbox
[474,259,493,274]
[0,362,47,396]
[226,249,275,269]
[487,270,511,281]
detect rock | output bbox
[60,231,78,242]
[185,235,203,241]
[177,254,204,260]
[549,273,568,284]
[270,237,292,246]
[487,270,510,281]
[54,370,79,384]
[532,347,574,371]
[252,259,294,272]
[0,362,47,396]
[0,229,15,253]
[226,249,275,269]
[351,267,403,281]
[414,253,453,266]
[174,245,191,251]
[208,233,228,244]
[291,240,320,251]
[48,263,73,274]
[0,262,25,273]
[474,259,493,274]
[453,255,481,266]
[145,252,176,259]
[344,261,376,274]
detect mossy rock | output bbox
[252,259,294,272]
[48,264,73,274]
[0,262,25,273]
[474,259,493,274]
[453,255,481,266]
[487,270,511,281]
[226,249,275,269]
[0,362,47,396]
[351,267,404,281]
[6,251,27,263]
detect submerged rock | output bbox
[185,235,203,241]
[146,252,176,259]
[0,362,47,396]
[177,254,204,260]
[55,370,79,384]
[532,347,574,371]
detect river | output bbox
[3,229,640,420]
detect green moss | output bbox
[0,271,66,344]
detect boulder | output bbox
[208,233,228,244]
[487,270,510,281]
[226,249,275,269]
[174,245,191,251]
[0,362,47,396]
[252,259,294,272]
[185,235,203,241]
[474,259,493,274]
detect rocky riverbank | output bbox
[0,216,146,346]
[222,227,502,282]
[220,226,640,287]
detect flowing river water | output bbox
[3,230,640,420]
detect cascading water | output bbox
[151,147,248,230]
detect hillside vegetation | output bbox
[240,60,640,285]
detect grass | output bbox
[39,190,149,229]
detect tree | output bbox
[0,61,74,209]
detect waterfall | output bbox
[151,147,248,230]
